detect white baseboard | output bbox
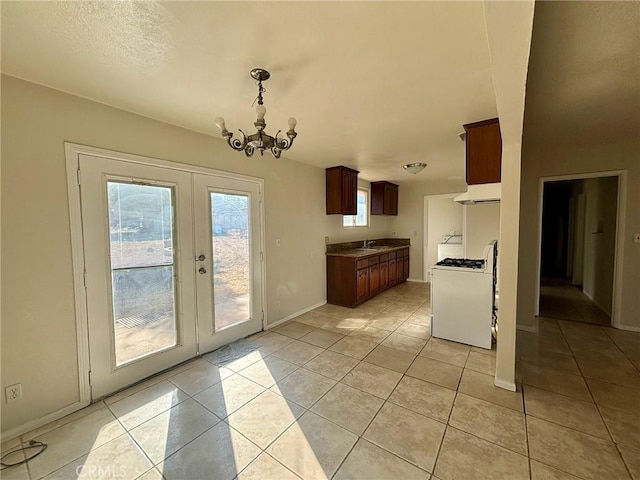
[265,301,327,330]
[615,324,640,333]
[494,377,517,392]
[1,399,89,442]
[407,278,427,283]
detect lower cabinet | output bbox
[356,267,369,303]
[369,263,380,296]
[327,247,409,307]
[379,259,389,290]
[389,256,397,287]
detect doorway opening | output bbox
[537,174,623,327]
[422,193,464,282]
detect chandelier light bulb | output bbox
[256,105,266,120]
[214,117,226,131]
[288,117,297,131]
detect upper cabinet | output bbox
[371,181,399,216]
[464,118,502,185]
[326,166,359,215]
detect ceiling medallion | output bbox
[403,163,427,174]
[214,68,297,158]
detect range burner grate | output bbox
[436,258,485,269]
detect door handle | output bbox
[198,267,207,274]
[197,254,206,261]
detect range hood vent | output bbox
[454,183,501,205]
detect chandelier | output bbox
[214,68,297,158]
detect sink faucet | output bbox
[363,240,376,248]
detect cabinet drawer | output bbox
[379,253,388,263]
[387,251,396,260]
[368,255,379,266]
[356,258,369,270]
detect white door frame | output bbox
[65,142,266,404]
[534,170,627,329]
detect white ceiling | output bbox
[1,1,499,184]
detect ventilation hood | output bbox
[454,182,501,205]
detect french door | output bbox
[193,174,263,353]
[78,153,263,399]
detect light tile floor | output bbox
[2,282,638,479]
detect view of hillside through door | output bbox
[539,176,619,326]
[77,153,263,399]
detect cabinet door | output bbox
[342,169,357,215]
[326,167,358,215]
[388,259,397,286]
[369,264,380,296]
[356,268,369,302]
[379,261,389,290]
[465,119,502,185]
[396,255,404,282]
[390,185,399,215]
[382,184,398,215]
[403,255,410,281]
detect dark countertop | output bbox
[326,244,410,258]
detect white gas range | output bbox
[430,240,497,349]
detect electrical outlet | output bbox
[275,238,281,247]
[5,383,22,403]
[392,231,397,237]
[276,300,281,308]
[324,236,330,244]
[634,233,640,244]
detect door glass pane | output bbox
[210,192,250,330]
[107,182,177,365]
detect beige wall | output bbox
[426,197,463,271]
[518,140,640,331]
[389,181,467,282]
[464,203,500,259]
[582,177,618,315]
[0,75,390,435]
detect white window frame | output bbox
[343,187,369,228]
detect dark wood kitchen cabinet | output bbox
[369,262,380,296]
[403,252,410,281]
[370,181,399,216]
[379,256,389,290]
[356,267,369,303]
[463,118,502,185]
[326,166,359,215]
[388,252,397,287]
[327,248,409,307]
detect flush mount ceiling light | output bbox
[403,163,427,174]
[214,68,297,158]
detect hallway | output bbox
[539,277,611,326]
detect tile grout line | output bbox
[429,346,472,478]
[531,318,634,479]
